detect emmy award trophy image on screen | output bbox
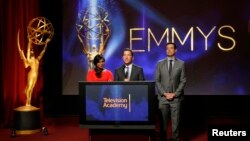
[76,6,111,69]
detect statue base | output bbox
[13,106,41,135]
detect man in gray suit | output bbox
[115,48,145,81]
[155,43,186,141]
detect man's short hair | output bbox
[166,42,177,49]
[123,48,134,57]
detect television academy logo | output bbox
[102,94,131,112]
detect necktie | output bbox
[125,67,129,78]
[169,60,173,75]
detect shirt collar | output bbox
[125,63,132,69]
[167,57,175,61]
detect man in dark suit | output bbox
[155,43,186,141]
[115,48,145,81]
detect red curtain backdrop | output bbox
[0,0,41,127]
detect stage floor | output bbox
[0,116,249,141]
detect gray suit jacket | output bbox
[155,58,186,104]
[114,64,145,81]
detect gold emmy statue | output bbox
[76,6,111,69]
[13,17,54,135]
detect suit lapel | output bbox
[130,65,135,80]
[123,67,126,79]
[119,66,125,80]
[172,58,179,75]
[164,59,170,77]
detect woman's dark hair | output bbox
[93,54,105,78]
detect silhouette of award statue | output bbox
[13,17,54,135]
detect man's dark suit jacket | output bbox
[114,64,145,81]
